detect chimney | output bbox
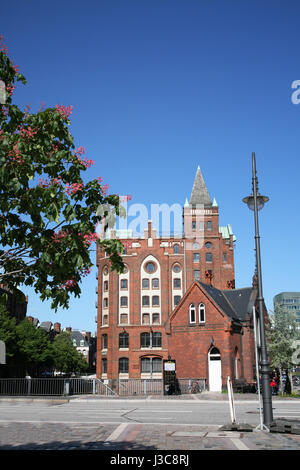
[54,322,61,333]
[84,331,91,343]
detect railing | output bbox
[0,378,114,397]
[118,379,164,396]
[0,377,206,397]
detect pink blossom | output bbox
[55,104,73,120]
[73,146,94,168]
[65,182,84,196]
[19,125,38,139]
[8,142,24,165]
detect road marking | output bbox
[173,431,207,437]
[105,423,131,442]
[230,438,249,450]
[206,432,242,438]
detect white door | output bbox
[208,348,222,391]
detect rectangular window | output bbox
[173,278,181,289]
[119,333,129,348]
[141,333,150,348]
[142,313,150,324]
[102,358,107,374]
[207,221,212,230]
[142,278,149,289]
[152,313,160,324]
[193,270,200,280]
[141,357,151,373]
[103,297,108,308]
[192,221,196,230]
[174,295,181,306]
[102,334,108,349]
[120,313,128,324]
[103,280,108,291]
[223,252,227,263]
[193,253,200,263]
[120,279,128,289]
[141,357,162,373]
[152,278,159,289]
[152,357,162,373]
[142,296,150,306]
[152,295,159,306]
[120,296,128,307]
[206,253,212,262]
[152,332,162,348]
[119,358,129,374]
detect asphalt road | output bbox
[0,398,299,426]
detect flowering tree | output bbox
[0,35,125,310]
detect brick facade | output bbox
[95,167,257,389]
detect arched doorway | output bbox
[208,347,222,391]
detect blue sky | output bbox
[2,0,300,333]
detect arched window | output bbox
[118,357,129,373]
[199,303,205,323]
[119,332,129,348]
[173,244,179,254]
[189,304,196,324]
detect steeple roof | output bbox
[189,166,212,207]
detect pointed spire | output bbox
[184,198,189,207]
[212,198,218,207]
[189,166,212,207]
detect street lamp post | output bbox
[242,152,273,428]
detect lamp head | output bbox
[242,194,269,211]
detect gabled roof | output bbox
[189,166,212,207]
[166,281,256,331]
[39,321,52,332]
[69,330,89,347]
[198,282,256,322]
[221,287,256,321]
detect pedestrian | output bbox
[270,378,277,395]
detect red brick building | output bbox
[96,167,257,390]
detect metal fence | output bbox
[0,377,206,397]
[0,378,100,397]
[117,379,163,396]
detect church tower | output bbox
[183,166,236,289]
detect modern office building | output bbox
[273,292,300,326]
